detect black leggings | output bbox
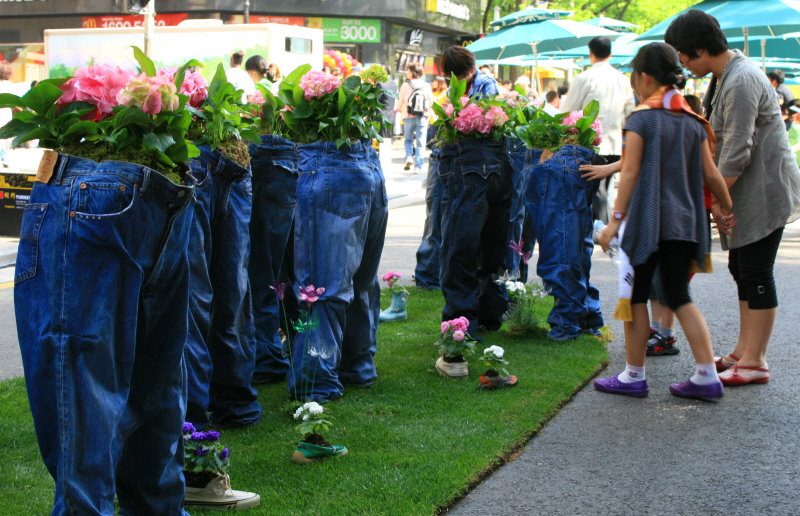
[728,227,783,310]
[631,241,698,310]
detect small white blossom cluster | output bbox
[293,401,324,421]
[505,281,526,294]
[484,345,504,359]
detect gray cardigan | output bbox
[707,50,800,249]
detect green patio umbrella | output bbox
[584,15,640,32]
[490,6,574,28]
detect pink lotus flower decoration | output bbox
[269,281,287,301]
[299,70,340,100]
[298,285,325,306]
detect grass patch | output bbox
[0,288,607,515]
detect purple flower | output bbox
[190,432,205,441]
[298,285,325,307]
[270,281,287,301]
[509,238,524,256]
[521,251,532,264]
[220,448,229,460]
[196,447,208,456]
[204,430,220,442]
[183,422,196,434]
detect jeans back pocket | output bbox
[324,169,372,219]
[15,203,48,284]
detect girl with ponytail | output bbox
[595,42,735,402]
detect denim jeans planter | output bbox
[288,140,388,401]
[15,154,193,515]
[248,135,298,383]
[523,144,605,340]
[184,146,260,429]
[438,138,513,336]
[414,145,443,289]
[505,138,538,279]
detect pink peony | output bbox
[452,103,483,134]
[117,73,179,115]
[484,105,509,127]
[58,64,136,116]
[452,316,469,333]
[441,321,450,334]
[445,103,454,117]
[561,110,583,127]
[158,66,208,108]
[452,330,465,341]
[299,70,340,100]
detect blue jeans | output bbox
[15,154,193,516]
[505,138,536,278]
[185,146,260,429]
[523,145,604,340]
[414,146,443,289]
[248,135,298,383]
[288,140,388,401]
[439,138,512,336]
[403,116,428,168]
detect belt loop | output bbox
[140,167,151,194]
[54,154,70,185]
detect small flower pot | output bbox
[292,434,349,463]
[184,472,261,510]
[435,355,468,378]
[478,370,519,390]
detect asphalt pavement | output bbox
[2,144,800,515]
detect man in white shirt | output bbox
[543,90,561,116]
[562,36,635,223]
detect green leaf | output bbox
[0,94,25,109]
[11,126,52,148]
[0,119,39,139]
[514,84,527,97]
[292,85,305,106]
[143,133,176,153]
[337,87,346,112]
[112,107,154,129]
[582,99,600,123]
[173,59,204,90]
[431,103,447,120]
[60,101,96,114]
[131,46,156,77]
[344,76,361,90]
[292,102,312,119]
[284,64,312,87]
[21,83,64,115]
[38,77,70,88]
[63,120,98,137]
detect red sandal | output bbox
[714,353,740,373]
[719,363,770,386]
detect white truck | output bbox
[44,22,323,80]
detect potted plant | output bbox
[434,316,477,379]
[182,423,261,510]
[292,402,349,463]
[477,345,518,390]
[379,270,409,321]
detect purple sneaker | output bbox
[594,373,649,398]
[669,380,724,402]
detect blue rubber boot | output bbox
[379,291,408,322]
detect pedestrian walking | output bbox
[666,10,800,387]
[595,42,735,402]
[397,62,434,174]
[226,51,255,100]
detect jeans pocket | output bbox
[324,169,372,218]
[564,168,592,211]
[74,179,137,219]
[264,164,298,208]
[15,203,48,284]
[461,161,500,214]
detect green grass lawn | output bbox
[0,288,607,515]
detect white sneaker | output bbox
[184,474,261,511]
[435,356,468,378]
[404,158,413,170]
[414,166,423,174]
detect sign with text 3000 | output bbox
[322,19,381,43]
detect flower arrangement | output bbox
[505,280,527,303]
[430,74,515,145]
[435,316,477,359]
[291,401,348,463]
[182,422,231,487]
[0,47,205,184]
[503,282,552,336]
[479,345,510,377]
[381,271,407,295]
[187,63,260,168]
[514,99,602,153]
[278,63,396,147]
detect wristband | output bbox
[611,210,626,220]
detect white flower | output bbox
[304,401,324,415]
[303,414,309,421]
[484,345,504,358]
[293,407,303,420]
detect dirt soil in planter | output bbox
[485,369,499,377]
[184,470,219,489]
[443,354,466,364]
[216,137,250,169]
[302,433,332,448]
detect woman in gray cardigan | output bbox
[666,10,800,386]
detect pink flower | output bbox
[248,91,265,104]
[298,285,325,306]
[498,91,524,108]
[445,103,454,117]
[452,103,483,134]
[452,330,465,341]
[441,321,450,334]
[450,316,469,333]
[472,115,494,134]
[158,66,208,108]
[58,64,136,116]
[484,105,508,127]
[459,96,470,107]
[299,70,340,100]
[529,98,544,108]
[561,110,583,127]
[117,73,179,115]
[590,119,603,146]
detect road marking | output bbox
[0,281,13,290]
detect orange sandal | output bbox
[714,353,740,372]
[719,363,770,386]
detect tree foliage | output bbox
[547,0,698,33]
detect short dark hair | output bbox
[664,10,728,60]
[768,69,786,84]
[546,90,559,103]
[557,85,568,96]
[407,62,423,79]
[479,64,491,72]
[684,94,702,113]
[230,51,244,67]
[588,37,612,60]
[631,42,687,89]
[440,45,475,79]
[245,55,268,77]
